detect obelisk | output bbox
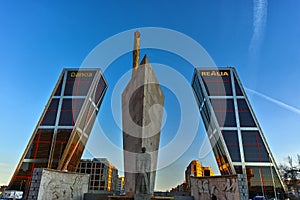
[122,31,164,197]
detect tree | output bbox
[279,155,300,199]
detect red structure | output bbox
[8,68,107,197]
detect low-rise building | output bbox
[185,160,214,192]
[170,182,187,193]
[77,158,118,192]
[116,176,125,193]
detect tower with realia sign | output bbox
[192,67,286,199]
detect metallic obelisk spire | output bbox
[132,31,140,76]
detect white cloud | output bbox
[245,87,300,115]
[249,0,268,54]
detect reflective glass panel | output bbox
[200,70,232,96]
[242,131,270,162]
[210,99,236,127]
[237,99,256,127]
[222,130,241,162]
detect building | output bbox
[170,183,187,193]
[77,158,118,192]
[8,68,108,197]
[169,160,214,194]
[116,176,125,193]
[185,160,214,192]
[191,67,286,199]
[122,31,164,196]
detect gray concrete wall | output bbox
[31,168,89,200]
[190,175,248,200]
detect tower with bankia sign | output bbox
[191,67,286,199]
[8,68,108,198]
[122,31,164,197]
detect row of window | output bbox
[198,98,257,129]
[79,162,105,169]
[25,129,72,161]
[198,70,244,97]
[210,98,256,127]
[41,98,85,126]
[193,76,256,128]
[54,71,96,96]
[234,165,284,199]
[78,168,104,175]
[222,130,269,162]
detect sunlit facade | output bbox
[185,160,214,192]
[8,68,107,197]
[77,158,119,192]
[192,67,286,199]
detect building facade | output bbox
[185,160,214,192]
[116,176,125,193]
[8,68,107,197]
[77,158,118,192]
[192,67,286,199]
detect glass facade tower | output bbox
[8,68,107,197]
[192,67,286,199]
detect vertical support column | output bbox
[230,69,246,174]
[48,70,68,168]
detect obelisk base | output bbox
[134,194,151,200]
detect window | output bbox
[242,131,269,162]
[54,78,63,96]
[210,99,236,127]
[41,99,59,126]
[64,71,95,96]
[237,100,256,127]
[234,166,243,174]
[192,76,204,104]
[51,129,72,161]
[95,76,107,105]
[246,166,284,199]
[222,131,241,162]
[25,129,53,159]
[59,99,85,126]
[200,102,212,130]
[234,75,243,96]
[212,140,233,175]
[204,170,211,176]
[201,70,232,96]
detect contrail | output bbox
[249,0,268,54]
[245,87,300,115]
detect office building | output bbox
[116,176,125,193]
[77,158,118,192]
[185,160,214,192]
[192,67,286,199]
[8,68,108,197]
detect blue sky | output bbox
[1,1,300,191]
